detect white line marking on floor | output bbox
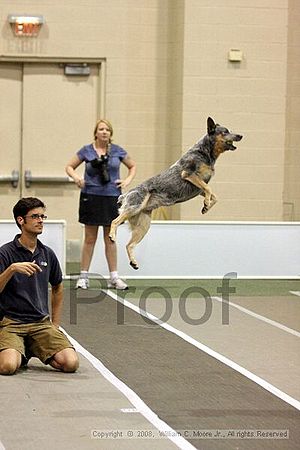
[290,291,300,297]
[0,442,5,450]
[60,327,196,450]
[213,296,300,338]
[120,408,139,413]
[105,290,300,412]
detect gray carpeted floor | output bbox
[61,288,300,450]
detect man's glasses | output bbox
[23,214,48,220]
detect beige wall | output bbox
[180,0,288,220]
[0,0,297,229]
[283,0,300,220]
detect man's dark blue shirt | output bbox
[0,235,62,323]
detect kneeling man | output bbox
[0,197,79,375]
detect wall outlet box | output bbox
[228,49,243,62]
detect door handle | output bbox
[24,170,75,188]
[0,170,19,188]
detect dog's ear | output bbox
[207,117,216,135]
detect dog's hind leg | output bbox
[126,211,151,270]
[109,211,128,243]
[109,191,151,243]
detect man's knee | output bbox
[0,350,22,375]
[62,357,79,373]
[0,360,19,375]
[62,351,79,373]
[52,348,79,373]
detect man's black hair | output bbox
[13,197,46,230]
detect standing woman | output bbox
[65,119,136,290]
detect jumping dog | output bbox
[109,117,243,269]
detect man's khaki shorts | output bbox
[0,316,74,364]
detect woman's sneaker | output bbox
[76,278,89,289]
[107,278,128,290]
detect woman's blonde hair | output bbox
[93,119,113,143]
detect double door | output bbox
[0,61,101,238]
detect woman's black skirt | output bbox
[79,193,119,226]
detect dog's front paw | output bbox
[109,233,116,242]
[201,200,210,214]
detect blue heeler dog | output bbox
[109,117,243,269]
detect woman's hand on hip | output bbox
[75,178,85,188]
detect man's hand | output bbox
[0,260,42,293]
[11,261,42,277]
